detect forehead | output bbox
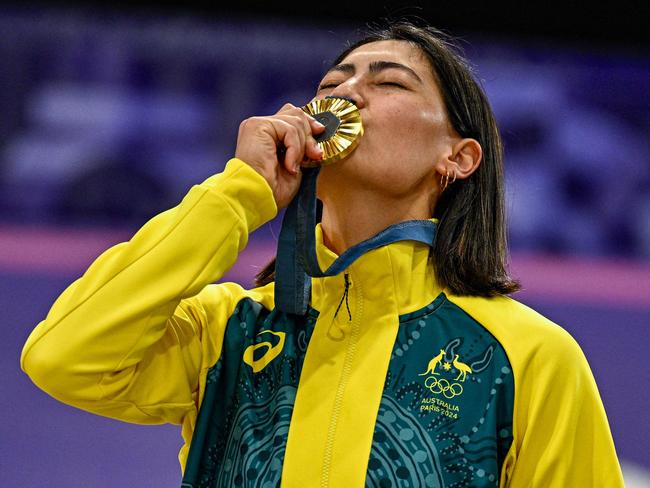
[338,40,433,76]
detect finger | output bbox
[276,114,311,160]
[272,120,304,174]
[278,115,307,163]
[278,103,300,114]
[277,114,323,163]
[277,113,309,140]
[308,116,326,135]
[305,135,323,161]
[294,114,324,160]
[277,103,325,136]
[283,132,304,174]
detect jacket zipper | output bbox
[333,273,352,321]
[321,272,361,487]
[326,273,352,341]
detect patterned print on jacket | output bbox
[181,293,514,488]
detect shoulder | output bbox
[445,293,586,370]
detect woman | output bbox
[21,22,623,487]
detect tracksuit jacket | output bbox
[21,158,624,487]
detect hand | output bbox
[235,103,325,209]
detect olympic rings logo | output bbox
[424,376,464,398]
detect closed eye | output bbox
[318,83,339,90]
[379,81,406,88]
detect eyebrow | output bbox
[326,60,423,83]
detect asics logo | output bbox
[243,330,286,373]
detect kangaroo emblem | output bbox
[419,349,446,376]
[453,354,473,382]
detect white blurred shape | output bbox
[622,460,650,488]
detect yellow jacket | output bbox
[21,158,624,487]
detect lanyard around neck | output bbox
[275,166,437,315]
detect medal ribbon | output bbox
[275,166,437,315]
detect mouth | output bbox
[301,97,364,167]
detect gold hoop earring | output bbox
[440,170,450,192]
[440,169,457,192]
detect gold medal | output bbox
[301,96,363,167]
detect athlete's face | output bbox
[315,40,460,200]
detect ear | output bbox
[435,138,482,181]
[450,138,482,180]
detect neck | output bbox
[319,185,435,255]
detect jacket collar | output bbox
[311,221,442,316]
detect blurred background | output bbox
[1,1,649,486]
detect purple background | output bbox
[1,3,649,486]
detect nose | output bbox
[329,78,365,109]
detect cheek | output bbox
[405,107,447,145]
[368,106,443,165]
[385,103,441,138]
[335,102,448,193]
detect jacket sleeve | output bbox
[503,325,624,487]
[20,158,277,425]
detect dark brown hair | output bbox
[255,21,520,296]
